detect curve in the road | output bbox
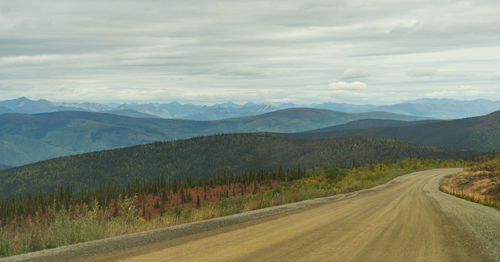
[101,168,500,262]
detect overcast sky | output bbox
[0,0,499,105]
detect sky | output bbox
[0,0,499,105]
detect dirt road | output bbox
[101,169,500,262]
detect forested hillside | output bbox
[224,108,427,132]
[0,109,425,166]
[305,119,438,133]
[290,111,500,152]
[0,134,470,198]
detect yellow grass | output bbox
[440,170,500,209]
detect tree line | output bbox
[0,165,308,224]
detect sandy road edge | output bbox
[429,172,500,262]
[1,169,455,262]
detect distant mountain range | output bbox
[371,99,500,119]
[0,164,10,170]
[0,135,469,198]
[1,97,500,120]
[289,111,500,152]
[0,108,426,166]
[0,97,281,120]
[314,98,500,119]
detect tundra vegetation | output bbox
[440,151,500,209]
[0,158,465,257]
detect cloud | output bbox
[424,90,451,98]
[211,66,269,77]
[407,69,436,78]
[492,72,500,80]
[328,81,367,90]
[406,69,464,79]
[341,69,370,79]
[0,0,499,104]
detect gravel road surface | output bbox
[5,168,499,262]
[101,168,500,262]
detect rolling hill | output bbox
[0,109,425,166]
[305,119,439,133]
[290,111,500,152]
[0,134,470,198]
[227,108,428,133]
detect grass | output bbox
[0,159,465,257]
[440,167,500,210]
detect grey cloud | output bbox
[342,69,370,79]
[407,70,437,78]
[0,0,499,104]
[328,81,367,90]
[492,72,500,80]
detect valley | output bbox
[1,107,499,260]
[3,1,500,261]
[0,108,427,166]
[1,109,499,260]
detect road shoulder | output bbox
[427,173,500,262]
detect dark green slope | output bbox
[0,112,192,166]
[223,108,428,133]
[306,119,439,133]
[0,135,468,198]
[290,111,500,152]
[0,109,426,166]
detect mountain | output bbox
[0,164,10,170]
[314,102,376,113]
[313,99,500,118]
[290,111,500,152]
[225,108,428,133]
[99,109,160,118]
[2,97,500,119]
[0,97,61,114]
[0,106,13,114]
[117,102,204,119]
[54,101,112,112]
[0,109,426,166]
[306,119,440,133]
[184,104,278,120]
[0,97,148,117]
[0,135,469,198]
[404,98,460,104]
[374,99,500,119]
[117,102,280,120]
[0,97,280,120]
